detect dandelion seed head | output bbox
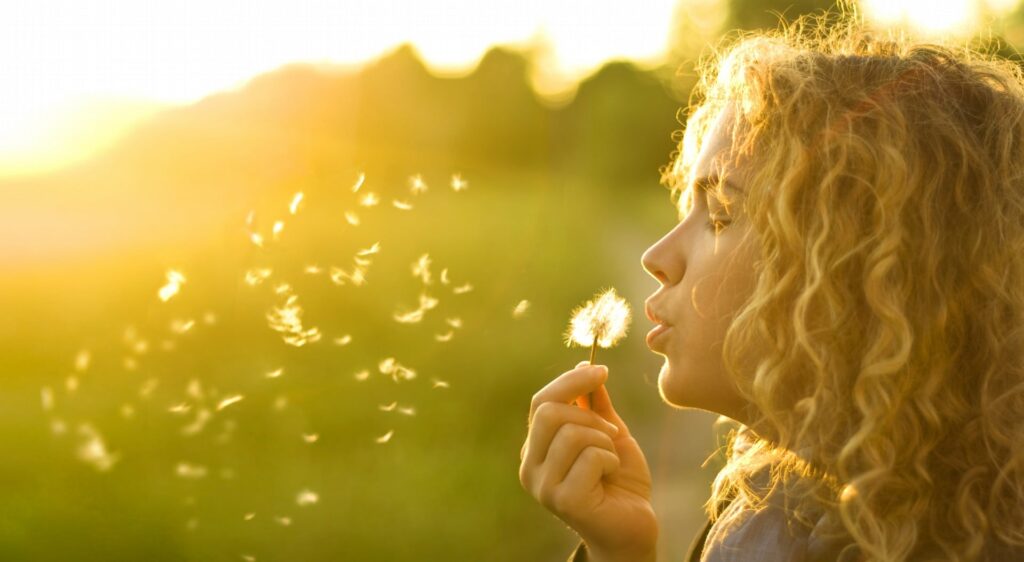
[565,287,632,348]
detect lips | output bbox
[644,299,672,327]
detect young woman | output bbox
[519,11,1024,562]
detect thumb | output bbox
[590,381,630,437]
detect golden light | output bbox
[0,0,677,178]
[861,0,1020,35]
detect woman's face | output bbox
[641,107,760,426]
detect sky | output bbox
[0,0,1019,178]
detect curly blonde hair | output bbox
[661,7,1024,562]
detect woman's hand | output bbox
[519,362,658,562]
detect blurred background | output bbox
[3,1,1023,560]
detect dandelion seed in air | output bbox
[397,406,416,416]
[357,242,381,256]
[412,254,432,284]
[446,317,463,329]
[242,554,256,562]
[453,283,473,294]
[244,513,256,521]
[435,330,454,342]
[289,192,304,215]
[171,318,196,334]
[74,349,91,372]
[176,462,208,479]
[353,369,370,381]
[375,430,394,444]
[275,516,292,526]
[41,387,54,411]
[302,433,319,443]
[65,375,79,393]
[359,192,379,207]
[272,220,284,240]
[451,173,468,192]
[344,211,360,226]
[409,174,427,194]
[216,395,244,411]
[158,270,186,302]
[512,300,530,318]
[565,287,632,409]
[392,199,413,210]
[266,368,284,379]
[440,268,450,285]
[76,423,119,471]
[244,267,272,286]
[352,172,366,192]
[296,489,319,506]
[304,264,323,275]
[379,401,397,412]
[333,334,352,346]
[250,232,265,247]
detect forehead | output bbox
[688,105,748,192]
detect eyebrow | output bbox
[693,175,745,194]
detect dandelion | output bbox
[302,433,319,443]
[296,489,319,506]
[453,283,473,294]
[359,192,379,207]
[409,174,427,194]
[565,287,632,409]
[512,300,530,318]
[289,192,304,215]
[352,172,366,193]
[392,199,413,210]
[217,395,244,411]
[272,220,285,240]
[158,269,186,302]
[412,254,432,285]
[375,430,394,444]
[451,173,468,192]
[344,211,360,226]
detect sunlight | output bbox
[0,0,676,178]
[861,0,1019,34]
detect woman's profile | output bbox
[519,7,1024,562]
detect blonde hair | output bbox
[662,7,1024,562]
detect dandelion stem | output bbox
[586,337,598,409]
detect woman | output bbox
[518,10,1024,562]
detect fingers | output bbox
[589,381,630,437]
[541,423,617,485]
[522,401,619,466]
[561,446,621,498]
[529,363,608,425]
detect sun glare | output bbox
[0,0,676,178]
[861,0,1019,34]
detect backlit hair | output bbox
[661,7,1024,562]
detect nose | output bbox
[641,223,686,286]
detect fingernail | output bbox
[605,421,619,434]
